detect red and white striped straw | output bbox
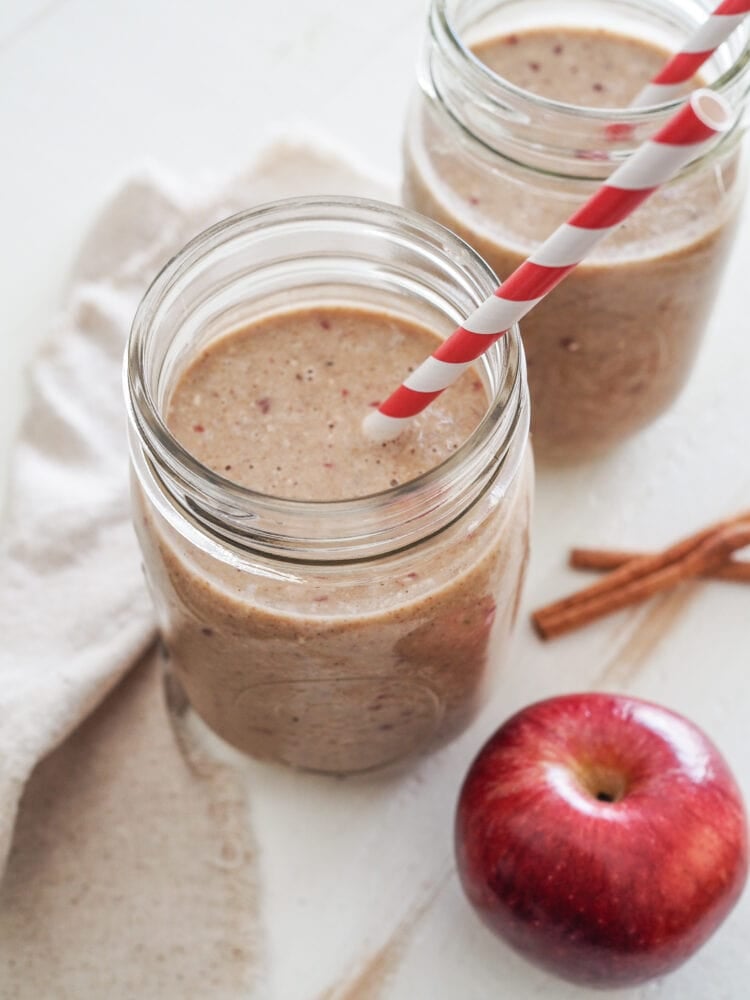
[364,90,734,443]
[632,0,749,108]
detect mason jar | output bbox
[403,0,750,461]
[125,197,532,774]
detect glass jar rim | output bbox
[125,196,529,561]
[432,0,750,122]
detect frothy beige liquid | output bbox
[167,307,486,499]
[403,28,741,460]
[136,306,531,772]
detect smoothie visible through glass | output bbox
[126,199,532,773]
[403,1,749,459]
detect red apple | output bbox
[455,693,747,988]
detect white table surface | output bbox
[2,2,750,998]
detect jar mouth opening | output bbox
[126,196,528,554]
[433,0,750,120]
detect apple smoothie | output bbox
[132,303,531,773]
[403,20,746,459]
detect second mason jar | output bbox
[126,198,532,774]
[403,0,750,461]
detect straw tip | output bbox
[690,88,735,133]
[362,409,408,443]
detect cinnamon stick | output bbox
[570,547,750,583]
[535,510,750,619]
[532,518,750,640]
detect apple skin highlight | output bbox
[455,693,748,988]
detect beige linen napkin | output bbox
[0,137,392,995]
